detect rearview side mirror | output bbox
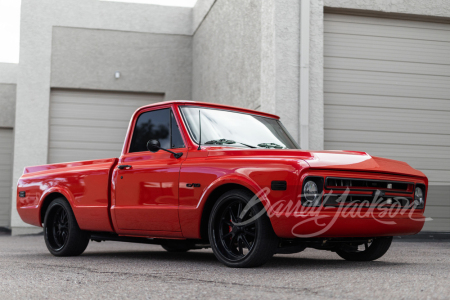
[146,139,183,159]
[147,139,161,153]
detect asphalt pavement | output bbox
[0,234,449,299]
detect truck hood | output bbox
[206,147,426,178]
[302,150,426,178]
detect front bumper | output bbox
[270,210,426,238]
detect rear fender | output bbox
[38,186,76,224]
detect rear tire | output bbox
[336,237,393,261]
[208,189,278,268]
[44,198,90,256]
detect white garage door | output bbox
[49,89,164,164]
[324,13,450,232]
[0,128,13,227]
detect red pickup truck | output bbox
[17,101,427,267]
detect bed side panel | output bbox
[17,158,117,232]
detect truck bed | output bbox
[17,158,118,232]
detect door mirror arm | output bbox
[146,139,183,159]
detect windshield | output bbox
[180,106,299,149]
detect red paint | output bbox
[17,101,428,240]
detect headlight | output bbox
[301,177,323,207]
[304,181,319,201]
[414,186,424,207]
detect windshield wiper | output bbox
[257,143,284,149]
[204,139,257,149]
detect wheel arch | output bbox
[39,188,75,225]
[198,178,272,240]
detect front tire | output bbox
[208,189,278,268]
[336,237,393,261]
[44,198,90,256]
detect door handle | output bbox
[117,165,132,170]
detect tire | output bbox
[43,198,90,256]
[336,237,393,261]
[208,189,278,268]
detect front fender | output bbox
[179,173,275,239]
[199,174,270,210]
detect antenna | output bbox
[197,110,202,150]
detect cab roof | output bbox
[136,100,280,120]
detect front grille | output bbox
[323,177,414,208]
[323,194,412,208]
[326,177,412,192]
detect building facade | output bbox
[0,0,449,234]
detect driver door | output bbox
[113,107,187,233]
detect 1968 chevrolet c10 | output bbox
[17,101,428,267]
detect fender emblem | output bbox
[186,183,201,188]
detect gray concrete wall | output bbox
[192,0,262,110]
[51,27,192,100]
[11,0,193,232]
[192,0,323,149]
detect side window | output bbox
[129,109,170,153]
[129,108,185,153]
[171,111,185,149]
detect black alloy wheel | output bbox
[48,205,69,250]
[208,189,278,268]
[336,236,393,261]
[44,198,90,256]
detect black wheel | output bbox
[336,237,393,261]
[208,189,278,268]
[44,198,90,256]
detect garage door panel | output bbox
[427,186,450,206]
[325,129,450,147]
[0,128,13,227]
[0,172,13,182]
[51,90,163,106]
[420,171,450,184]
[49,89,163,164]
[49,149,123,163]
[51,103,139,122]
[50,126,129,143]
[325,13,450,33]
[324,93,450,112]
[0,187,11,195]
[325,106,450,135]
[325,81,450,101]
[325,34,450,65]
[325,69,450,90]
[425,207,450,219]
[325,57,450,77]
[422,219,450,231]
[49,141,124,152]
[325,20,450,43]
[0,154,13,165]
[50,117,130,129]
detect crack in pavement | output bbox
[0,260,347,298]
